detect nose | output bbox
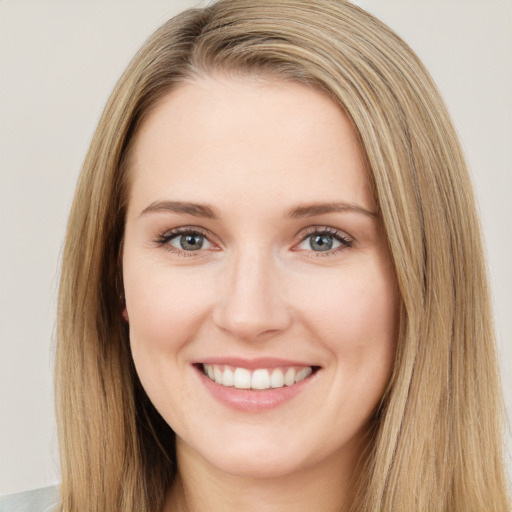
[212,248,292,342]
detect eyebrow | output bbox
[139,200,220,219]
[284,202,378,219]
[139,200,378,220]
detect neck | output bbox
[164,436,367,512]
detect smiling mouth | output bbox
[198,363,320,390]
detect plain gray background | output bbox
[1,0,511,495]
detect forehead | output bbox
[127,75,373,216]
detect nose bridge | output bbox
[213,242,291,340]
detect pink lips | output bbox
[194,358,319,412]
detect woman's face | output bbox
[122,75,398,480]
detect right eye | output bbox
[155,227,215,255]
[167,232,213,252]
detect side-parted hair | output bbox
[56,1,510,511]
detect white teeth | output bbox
[202,364,314,390]
[221,367,234,387]
[270,368,284,388]
[295,367,312,383]
[251,369,270,390]
[284,368,295,386]
[233,367,251,389]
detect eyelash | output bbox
[296,226,353,256]
[154,225,353,257]
[154,226,214,256]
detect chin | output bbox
[207,449,307,480]
[179,428,342,481]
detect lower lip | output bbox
[195,366,318,412]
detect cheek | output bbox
[292,262,398,348]
[122,261,214,412]
[294,261,398,409]
[124,261,213,351]
[123,265,210,428]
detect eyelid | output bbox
[292,225,354,253]
[155,225,220,254]
[294,225,353,243]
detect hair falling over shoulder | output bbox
[55,1,510,510]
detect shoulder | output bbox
[0,486,60,512]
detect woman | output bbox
[5,0,509,510]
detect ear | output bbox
[122,306,129,322]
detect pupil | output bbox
[311,234,333,251]
[181,234,203,251]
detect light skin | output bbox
[122,74,399,512]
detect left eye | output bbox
[297,233,346,252]
[168,232,213,251]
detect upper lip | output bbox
[195,357,319,370]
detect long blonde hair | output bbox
[56,1,510,510]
